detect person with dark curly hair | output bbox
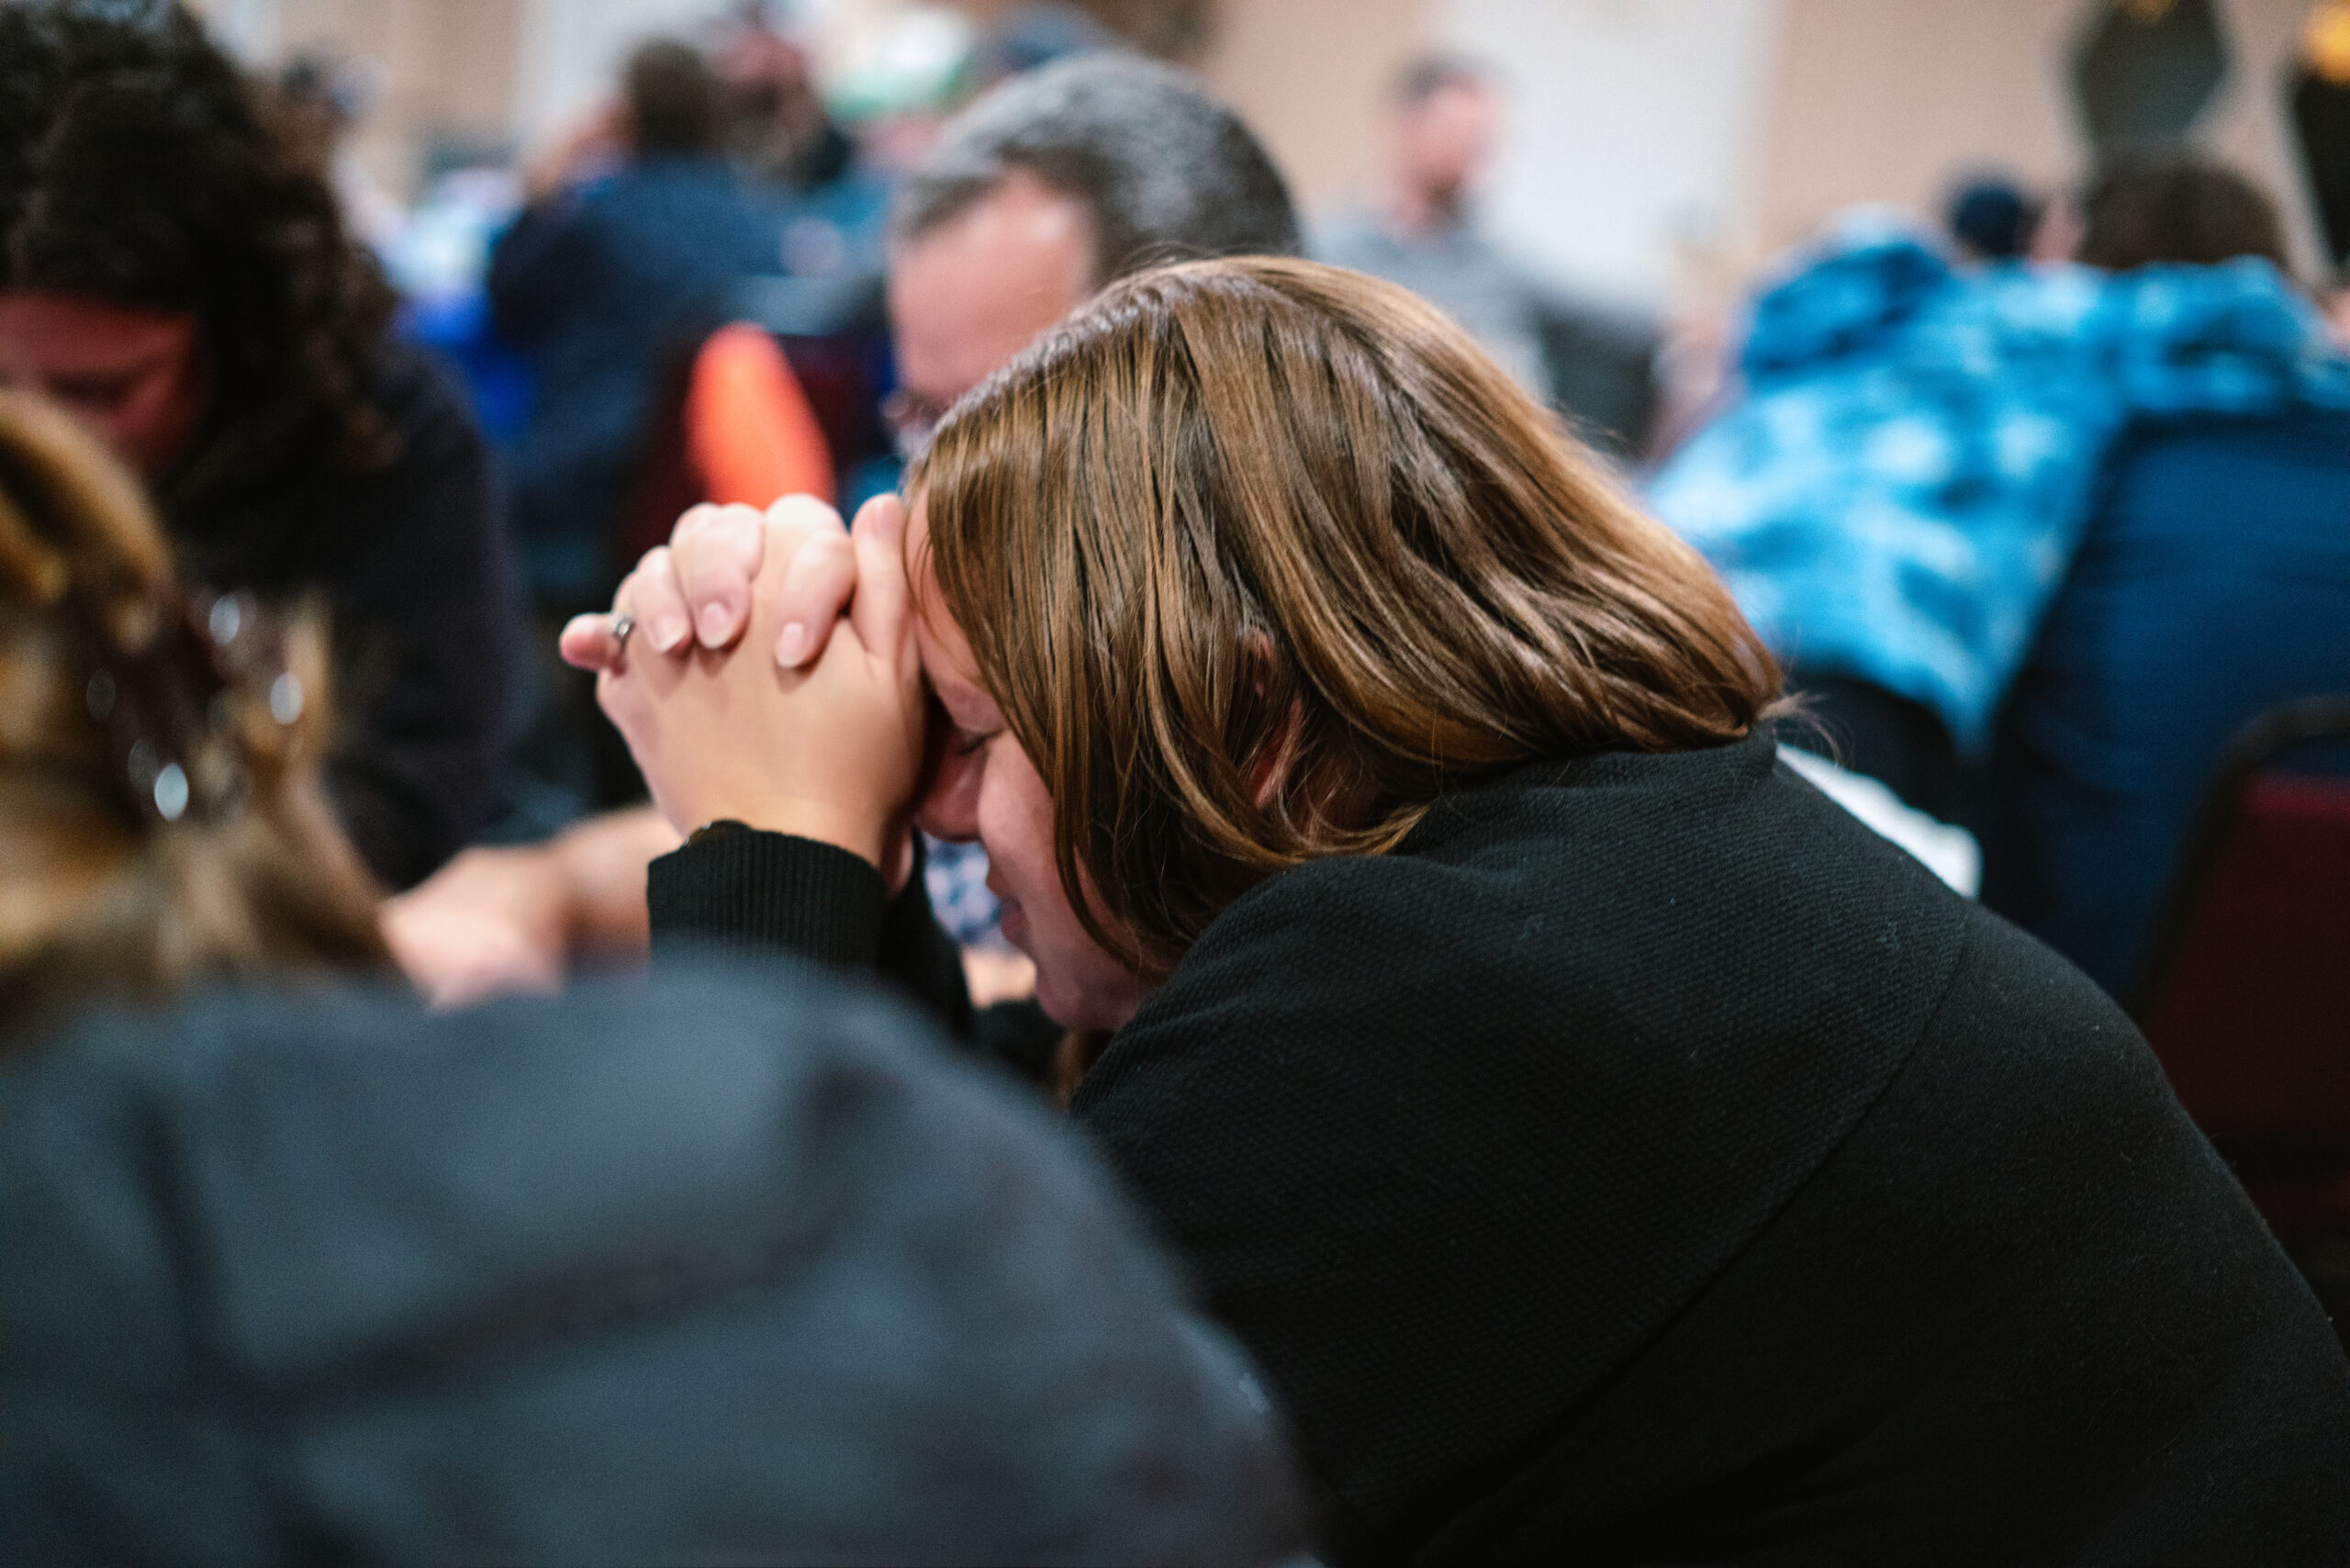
[0,0,525,890]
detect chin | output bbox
[1029,968,1089,1031]
[1025,964,1110,1036]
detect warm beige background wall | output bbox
[193,0,2342,297]
[1195,0,1426,210]
[1752,0,2329,275]
[193,0,525,196]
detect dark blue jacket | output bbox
[1983,405,2350,997]
[0,964,1306,1563]
[489,155,785,605]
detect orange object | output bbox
[683,321,834,510]
[2311,0,2350,84]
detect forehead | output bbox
[905,498,995,717]
[0,292,198,373]
[887,170,1095,409]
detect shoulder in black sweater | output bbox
[650,731,2350,1564]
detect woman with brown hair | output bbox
[580,257,2350,1562]
[0,388,386,1040]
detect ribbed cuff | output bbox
[647,829,889,969]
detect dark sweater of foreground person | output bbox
[650,731,2350,1567]
[173,342,524,890]
[0,967,1306,1565]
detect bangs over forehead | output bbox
[910,256,1775,972]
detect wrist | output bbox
[552,806,677,958]
[699,798,892,874]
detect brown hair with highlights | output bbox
[913,256,1778,974]
[0,389,386,1045]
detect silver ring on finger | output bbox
[610,611,635,648]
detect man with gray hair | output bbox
[899,54,1299,287]
[385,54,1303,1006]
[878,54,1299,464]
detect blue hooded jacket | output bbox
[1649,223,2350,753]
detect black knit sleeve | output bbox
[648,830,890,968]
[647,828,990,1051]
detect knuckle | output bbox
[771,493,842,531]
[809,532,855,575]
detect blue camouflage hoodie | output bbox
[1647,220,2350,753]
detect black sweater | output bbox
[173,342,524,890]
[650,731,2350,1565]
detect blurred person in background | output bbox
[0,388,386,1045]
[709,3,897,281]
[489,38,787,619]
[1979,152,2350,998]
[273,52,407,260]
[1315,53,1658,457]
[0,0,523,891]
[387,55,1301,1014]
[712,3,857,199]
[1649,164,2350,834]
[1316,54,1548,395]
[964,3,1122,89]
[1944,173,2036,263]
[2074,144,2288,271]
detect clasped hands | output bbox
[561,494,927,889]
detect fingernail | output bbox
[775,621,807,666]
[649,613,688,652]
[697,603,734,646]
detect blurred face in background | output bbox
[884,169,1094,454]
[0,293,207,479]
[1394,81,1498,216]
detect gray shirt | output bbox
[1315,210,1551,395]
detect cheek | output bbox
[88,401,153,460]
[95,372,201,475]
[974,745,1059,902]
[917,745,983,839]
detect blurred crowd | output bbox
[4,0,2350,1560]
